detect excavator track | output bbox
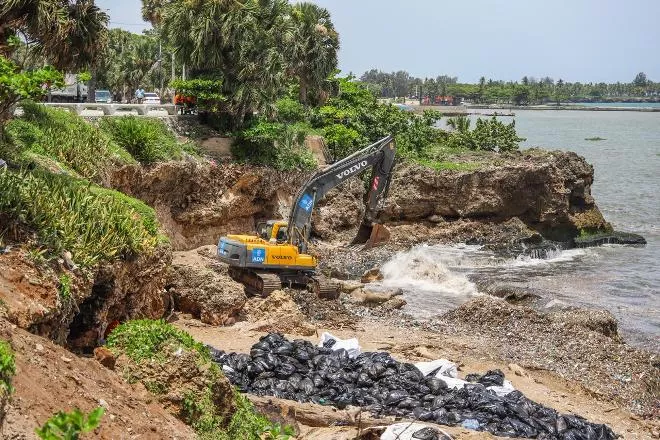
[228,267,281,298]
[308,276,340,300]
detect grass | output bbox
[3,102,134,181]
[105,319,210,363]
[183,389,275,440]
[57,274,72,300]
[0,339,15,398]
[98,116,189,164]
[107,320,288,439]
[0,169,160,268]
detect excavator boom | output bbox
[287,135,396,252]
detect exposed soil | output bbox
[174,310,658,439]
[0,319,194,439]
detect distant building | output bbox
[422,95,459,105]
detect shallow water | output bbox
[393,110,660,350]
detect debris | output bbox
[213,333,617,439]
[60,355,72,363]
[380,423,452,440]
[318,332,361,359]
[35,343,44,352]
[361,268,383,284]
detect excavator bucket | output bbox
[351,223,391,249]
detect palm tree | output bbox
[161,0,292,128]
[287,2,339,105]
[1,0,108,71]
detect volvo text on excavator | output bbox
[217,135,396,298]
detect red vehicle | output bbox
[174,93,197,114]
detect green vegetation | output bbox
[585,137,606,141]
[232,120,318,171]
[98,116,186,164]
[58,274,72,300]
[0,169,159,267]
[0,340,15,398]
[35,407,105,440]
[3,102,134,180]
[445,115,525,152]
[105,319,210,363]
[360,70,660,105]
[107,319,288,439]
[0,56,63,132]
[182,388,275,440]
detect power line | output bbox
[109,21,150,27]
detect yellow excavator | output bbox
[217,135,396,298]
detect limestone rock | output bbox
[361,268,383,284]
[167,262,246,326]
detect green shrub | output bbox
[99,116,183,164]
[0,340,15,398]
[35,407,104,440]
[232,120,316,171]
[322,124,364,160]
[275,98,306,123]
[3,102,134,180]
[446,116,525,152]
[105,319,210,363]
[0,169,159,267]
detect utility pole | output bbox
[171,52,175,83]
[159,41,164,94]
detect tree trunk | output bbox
[299,80,308,105]
[87,71,97,103]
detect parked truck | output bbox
[48,73,88,103]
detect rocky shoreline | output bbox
[0,146,657,438]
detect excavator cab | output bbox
[256,220,288,244]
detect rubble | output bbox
[212,333,617,439]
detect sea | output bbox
[380,110,660,350]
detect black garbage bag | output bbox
[210,334,619,440]
[275,362,297,379]
[357,371,373,387]
[273,341,294,356]
[231,353,251,372]
[426,377,448,395]
[412,407,435,421]
[412,426,440,440]
[250,347,268,358]
[478,369,505,387]
[312,374,324,388]
[264,352,280,370]
[465,373,481,383]
[385,389,409,406]
[298,377,315,395]
[365,361,386,379]
[246,361,265,378]
[252,340,271,351]
[287,373,302,389]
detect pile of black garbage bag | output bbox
[210,333,616,440]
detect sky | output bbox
[97,0,660,83]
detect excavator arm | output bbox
[287,135,396,253]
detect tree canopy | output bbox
[0,0,108,71]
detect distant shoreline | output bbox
[402,103,660,114]
[468,104,660,112]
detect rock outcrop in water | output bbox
[108,149,611,250]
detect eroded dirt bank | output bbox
[107,149,611,252]
[1,146,656,438]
